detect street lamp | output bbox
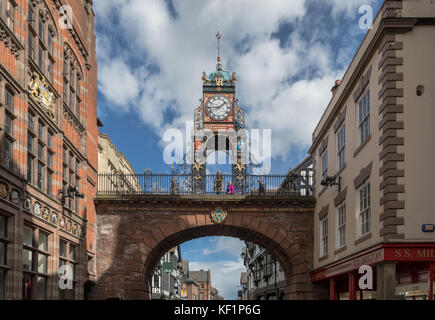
[58,186,84,206]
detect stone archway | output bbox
[93,194,316,300]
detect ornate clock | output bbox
[206,95,232,121]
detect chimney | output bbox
[331,80,341,95]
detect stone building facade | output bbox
[241,241,286,300]
[151,246,186,300]
[310,0,435,300]
[97,132,141,193]
[0,0,98,300]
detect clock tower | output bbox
[192,32,248,192]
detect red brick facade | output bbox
[0,0,97,300]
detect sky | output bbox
[93,0,382,299]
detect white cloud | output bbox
[201,237,244,257]
[94,0,375,163]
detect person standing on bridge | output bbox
[214,170,223,195]
[226,181,234,195]
[258,179,265,195]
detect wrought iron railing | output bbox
[97,172,313,196]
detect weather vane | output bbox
[216,30,223,69]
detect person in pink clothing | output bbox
[226,181,235,195]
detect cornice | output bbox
[308,18,417,155]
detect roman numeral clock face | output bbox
[206,95,231,121]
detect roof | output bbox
[190,270,210,283]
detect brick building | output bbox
[183,278,199,300]
[189,269,211,300]
[0,0,98,300]
[310,0,435,300]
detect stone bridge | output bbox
[92,194,321,300]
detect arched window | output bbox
[28,0,58,84]
[63,44,84,123]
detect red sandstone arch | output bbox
[93,195,316,300]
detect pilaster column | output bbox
[376,262,397,300]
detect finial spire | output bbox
[216,30,223,70]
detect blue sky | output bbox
[93,0,382,299]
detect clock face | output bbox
[206,95,231,121]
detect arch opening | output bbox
[143,224,297,300]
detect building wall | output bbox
[309,0,435,300]
[311,0,435,271]
[242,242,286,300]
[0,0,97,300]
[399,25,435,240]
[97,133,141,193]
[185,281,199,300]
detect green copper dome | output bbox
[202,65,237,87]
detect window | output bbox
[27,112,54,194]
[0,215,8,300]
[27,154,34,184]
[47,33,53,56]
[5,87,14,112]
[358,90,370,146]
[358,183,371,236]
[59,239,78,300]
[38,45,45,72]
[321,218,328,257]
[337,125,345,170]
[28,2,35,27]
[153,274,159,288]
[28,112,35,131]
[200,293,204,300]
[6,1,15,31]
[37,162,44,190]
[337,204,346,248]
[28,30,35,59]
[38,121,44,140]
[47,171,52,197]
[4,110,14,171]
[5,114,13,136]
[38,16,44,41]
[321,151,328,181]
[22,225,50,300]
[62,148,80,213]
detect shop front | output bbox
[311,243,435,300]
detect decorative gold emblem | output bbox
[235,162,246,180]
[211,207,228,224]
[29,72,56,119]
[0,183,7,199]
[215,77,223,86]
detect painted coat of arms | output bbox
[211,207,228,224]
[29,72,56,119]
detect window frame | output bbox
[22,225,50,300]
[358,90,370,147]
[358,182,371,237]
[337,204,346,249]
[58,238,79,300]
[337,125,345,170]
[321,150,328,181]
[320,217,328,257]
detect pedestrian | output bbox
[258,179,265,195]
[214,170,223,195]
[170,178,179,195]
[227,181,234,195]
